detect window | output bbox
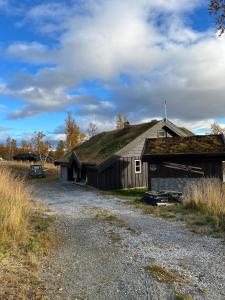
[158,130,165,137]
[135,160,142,174]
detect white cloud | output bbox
[2,0,225,132]
[7,42,55,64]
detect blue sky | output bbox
[0,0,224,143]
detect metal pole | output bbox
[165,100,167,121]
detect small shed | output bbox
[142,134,225,192]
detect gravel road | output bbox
[32,181,225,300]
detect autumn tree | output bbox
[28,142,33,153]
[211,122,225,134]
[65,112,86,152]
[87,122,98,137]
[31,131,52,163]
[21,140,28,153]
[209,0,225,35]
[116,114,128,129]
[55,140,65,158]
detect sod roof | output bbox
[178,127,194,136]
[56,121,194,166]
[73,120,159,164]
[143,135,225,156]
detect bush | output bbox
[184,180,225,230]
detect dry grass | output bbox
[0,161,59,183]
[0,167,31,247]
[128,180,225,237]
[184,180,225,231]
[0,165,56,299]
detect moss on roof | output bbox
[73,121,159,164]
[178,127,194,136]
[144,135,225,155]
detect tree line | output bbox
[0,112,129,161]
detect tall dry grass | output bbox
[0,161,59,182]
[184,180,225,230]
[0,167,31,246]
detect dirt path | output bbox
[32,182,225,300]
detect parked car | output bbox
[29,165,46,178]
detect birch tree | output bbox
[87,122,98,137]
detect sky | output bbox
[0,0,225,144]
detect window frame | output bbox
[134,159,142,174]
[158,130,166,137]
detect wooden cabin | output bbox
[141,134,225,192]
[55,119,192,190]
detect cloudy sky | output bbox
[0,0,224,142]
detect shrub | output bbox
[184,180,225,230]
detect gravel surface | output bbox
[32,181,225,300]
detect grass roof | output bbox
[178,127,194,136]
[73,120,159,164]
[143,135,225,155]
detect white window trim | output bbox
[135,160,142,174]
[158,129,165,137]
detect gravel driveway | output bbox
[32,181,225,300]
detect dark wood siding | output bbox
[87,157,148,190]
[149,161,223,179]
[86,168,98,188]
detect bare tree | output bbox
[211,122,225,134]
[209,0,225,35]
[31,131,51,163]
[6,137,12,160]
[87,122,98,137]
[11,139,17,159]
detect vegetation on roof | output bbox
[144,135,225,155]
[74,121,159,164]
[178,127,194,136]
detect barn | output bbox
[141,134,225,192]
[55,118,192,190]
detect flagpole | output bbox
[165,100,167,121]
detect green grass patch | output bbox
[26,212,56,255]
[111,188,147,198]
[175,291,193,300]
[145,264,187,284]
[94,207,136,234]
